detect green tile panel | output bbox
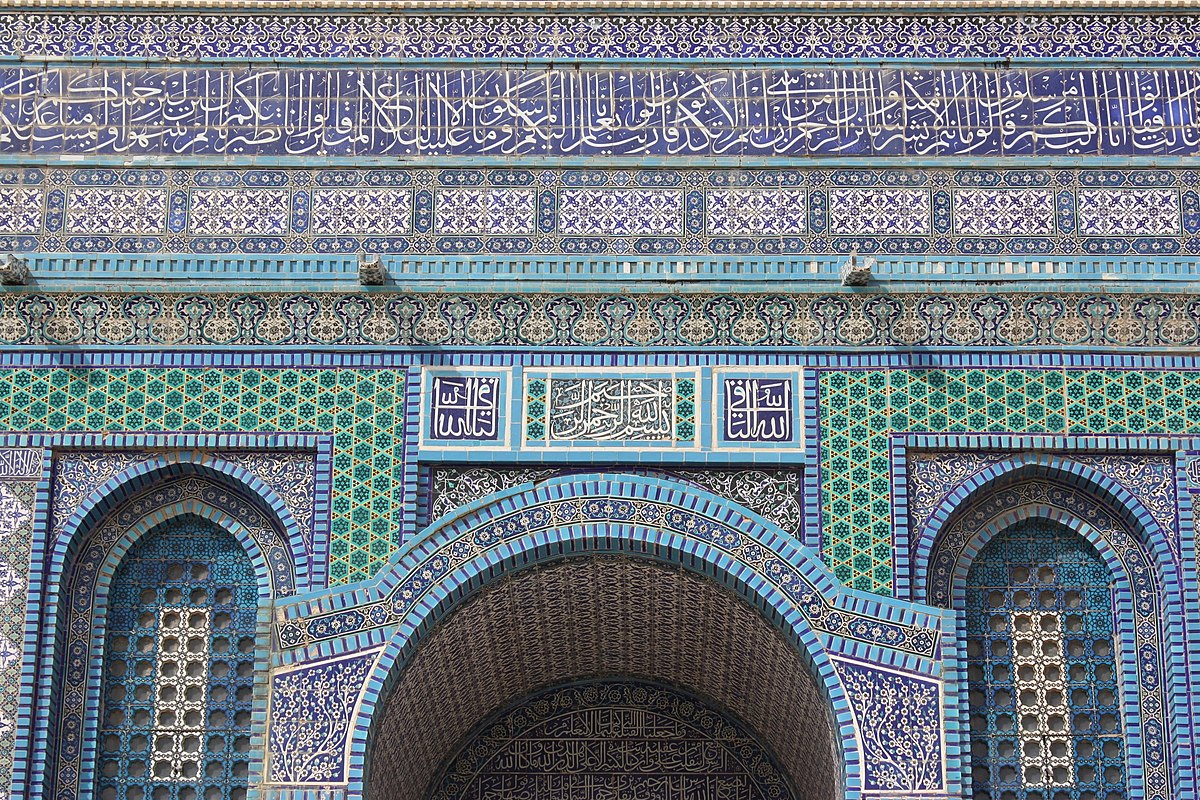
[0,368,407,584]
[820,369,1200,594]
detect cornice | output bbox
[0,0,1189,11]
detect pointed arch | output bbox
[54,452,310,594]
[27,467,289,800]
[914,455,1189,800]
[280,473,948,800]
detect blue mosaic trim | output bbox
[1172,451,1200,780]
[276,473,943,658]
[6,14,1200,62]
[0,455,42,800]
[6,291,1200,350]
[889,444,1200,796]
[2,167,1198,257]
[3,67,1197,161]
[893,442,1186,599]
[0,349,1199,371]
[418,366,804,461]
[50,451,316,597]
[8,448,50,800]
[34,475,283,800]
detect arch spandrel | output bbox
[911,454,1180,607]
[264,473,954,800]
[50,452,311,597]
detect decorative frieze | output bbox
[4,14,1199,62]
[1,291,1199,349]
[1,167,1196,257]
[3,66,1196,160]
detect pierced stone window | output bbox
[96,517,258,800]
[965,520,1128,800]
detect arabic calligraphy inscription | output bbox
[431,376,501,442]
[7,67,1200,159]
[724,379,794,443]
[548,379,674,442]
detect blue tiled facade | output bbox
[0,4,1198,800]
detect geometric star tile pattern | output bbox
[820,369,1200,594]
[0,366,1195,591]
[0,368,406,584]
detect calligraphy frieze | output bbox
[5,67,1200,160]
[1,166,1196,258]
[421,369,510,449]
[525,372,698,448]
[6,14,1200,62]
[421,368,809,457]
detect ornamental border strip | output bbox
[1,165,1197,261]
[5,13,1200,62]
[4,292,1200,349]
[275,475,942,659]
[0,347,1197,370]
[0,0,1195,9]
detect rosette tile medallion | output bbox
[0,3,1197,800]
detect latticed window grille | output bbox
[965,520,1128,800]
[96,516,258,800]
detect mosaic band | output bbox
[1,167,1194,257]
[0,291,1196,349]
[4,13,1200,61]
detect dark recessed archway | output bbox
[365,556,840,800]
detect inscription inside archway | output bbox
[428,680,795,800]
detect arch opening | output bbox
[366,556,839,800]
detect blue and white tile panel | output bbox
[1,168,1193,257]
[5,14,1200,62]
[714,370,804,451]
[419,369,514,451]
[418,366,805,463]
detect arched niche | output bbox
[29,474,288,800]
[917,458,1188,800]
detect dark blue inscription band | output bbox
[2,67,1198,159]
